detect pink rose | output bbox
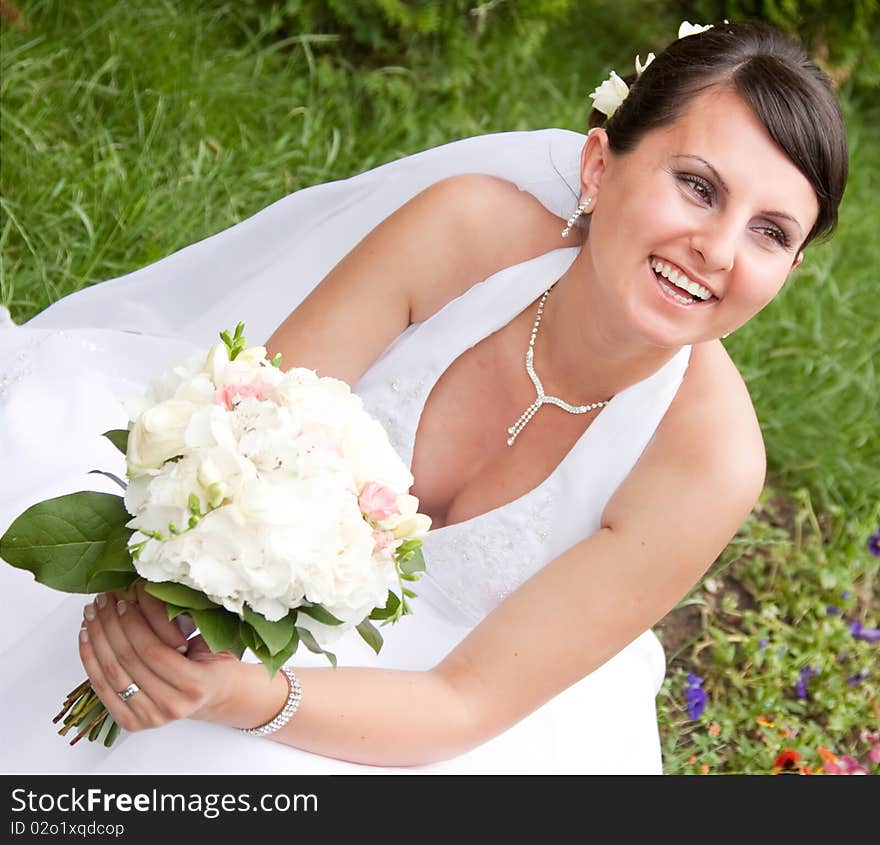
[359,482,400,522]
[215,378,273,410]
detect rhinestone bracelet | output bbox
[239,666,302,737]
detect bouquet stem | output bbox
[53,679,121,747]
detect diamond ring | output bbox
[117,682,140,702]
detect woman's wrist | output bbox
[193,659,289,728]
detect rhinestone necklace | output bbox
[506,284,612,446]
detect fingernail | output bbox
[79,629,89,643]
[84,604,96,621]
[176,644,189,654]
[116,600,127,616]
[95,594,107,609]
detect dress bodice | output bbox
[354,247,691,625]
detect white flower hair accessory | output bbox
[588,52,655,118]
[588,20,718,119]
[678,21,715,39]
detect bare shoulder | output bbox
[265,173,569,387]
[408,173,576,322]
[601,339,765,576]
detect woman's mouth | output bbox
[649,257,718,308]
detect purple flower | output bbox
[826,606,841,615]
[685,673,708,720]
[758,638,769,649]
[850,621,880,644]
[847,669,869,685]
[868,530,880,558]
[795,666,820,699]
[841,591,852,599]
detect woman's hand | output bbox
[77,581,240,733]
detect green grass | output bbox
[2,0,877,774]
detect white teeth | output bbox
[658,280,695,305]
[650,259,713,300]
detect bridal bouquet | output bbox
[0,323,429,747]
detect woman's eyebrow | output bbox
[672,154,805,238]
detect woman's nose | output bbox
[689,216,738,274]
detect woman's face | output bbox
[582,87,820,346]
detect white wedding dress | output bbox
[0,128,689,775]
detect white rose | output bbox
[127,399,200,474]
[678,21,714,39]
[589,70,629,118]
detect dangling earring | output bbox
[721,332,731,339]
[562,196,592,238]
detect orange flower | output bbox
[756,716,776,728]
[799,765,814,775]
[708,723,721,736]
[818,746,838,764]
[700,764,710,774]
[689,754,697,764]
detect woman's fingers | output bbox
[82,594,202,728]
[132,581,190,651]
[79,603,155,732]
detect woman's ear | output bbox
[792,250,804,269]
[579,128,610,198]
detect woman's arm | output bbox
[78,341,765,767]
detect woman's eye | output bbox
[758,226,791,248]
[678,173,714,204]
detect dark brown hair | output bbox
[588,21,848,248]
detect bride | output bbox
[0,21,847,774]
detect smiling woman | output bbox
[0,20,849,775]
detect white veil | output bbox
[21,129,587,345]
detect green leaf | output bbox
[102,429,129,455]
[242,606,298,656]
[398,546,426,576]
[298,603,344,626]
[191,608,245,658]
[249,628,300,675]
[85,523,137,592]
[164,603,188,621]
[239,621,260,653]
[356,618,384,654]
[144,581,217,610]
[370,590,401,621]
[0,492,133,594]
[296,626,337,667]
